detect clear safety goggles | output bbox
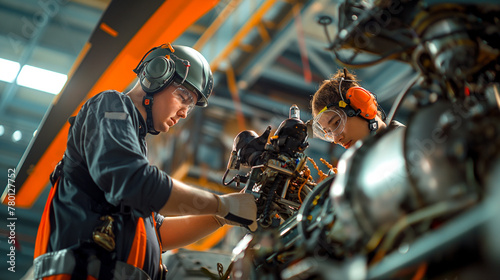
[171,82,196,114]
[312,107,347,142]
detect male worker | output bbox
[33,44,257,279]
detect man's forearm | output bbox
[159,215,221,250]
[159,178,218,216]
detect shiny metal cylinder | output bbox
[330,128,411,249]
[423,18,476,78]
[289,104,300,119]
[329,100,493,251]
[405,102,470,205]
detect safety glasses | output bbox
[171,82,196,114]
[312,77,356,142]
[312,107,347,142]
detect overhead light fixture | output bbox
[12,130,22,142]
[0,125,4,136]
[16,65,67,95]
[0,58,20,83]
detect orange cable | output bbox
[411,263,428,280]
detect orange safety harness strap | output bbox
[125,213,164,273]
[33,178,99,280]
[126,216,147,269]
[34,275,97,280]
[34,178,60,259]
[34,155,151,277]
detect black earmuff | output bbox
[133,45,178,135]
[134,46,177,95]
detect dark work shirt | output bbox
[48,90,171,279]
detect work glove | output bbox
[214,192,258,231]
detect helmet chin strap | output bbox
[143,94,160,135]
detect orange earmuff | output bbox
[346,87,378,120]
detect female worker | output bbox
[310,68,404,148]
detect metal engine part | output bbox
[412,12,478,79]
[222,105,317,229]
[219,1,500,279]
[330,97,500,252]
[330,127,410,251]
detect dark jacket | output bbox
[46,90,172,279]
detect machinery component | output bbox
[228,176,337,280]
[484,156,500,274]
[218,1,500,279]
[223,105,315,228]
[411,12,478,80]
[296,175,338,258]
[405,102,473,205]
[162,248,232,279]
[330,97,500,256]
[330,127,411,252]
[328,0,500,81]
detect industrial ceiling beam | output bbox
[308,47,337,78]
[236,0,320,91]
[209,0,279,72]
[193,0,242,51]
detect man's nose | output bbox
[177,107,188,119]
